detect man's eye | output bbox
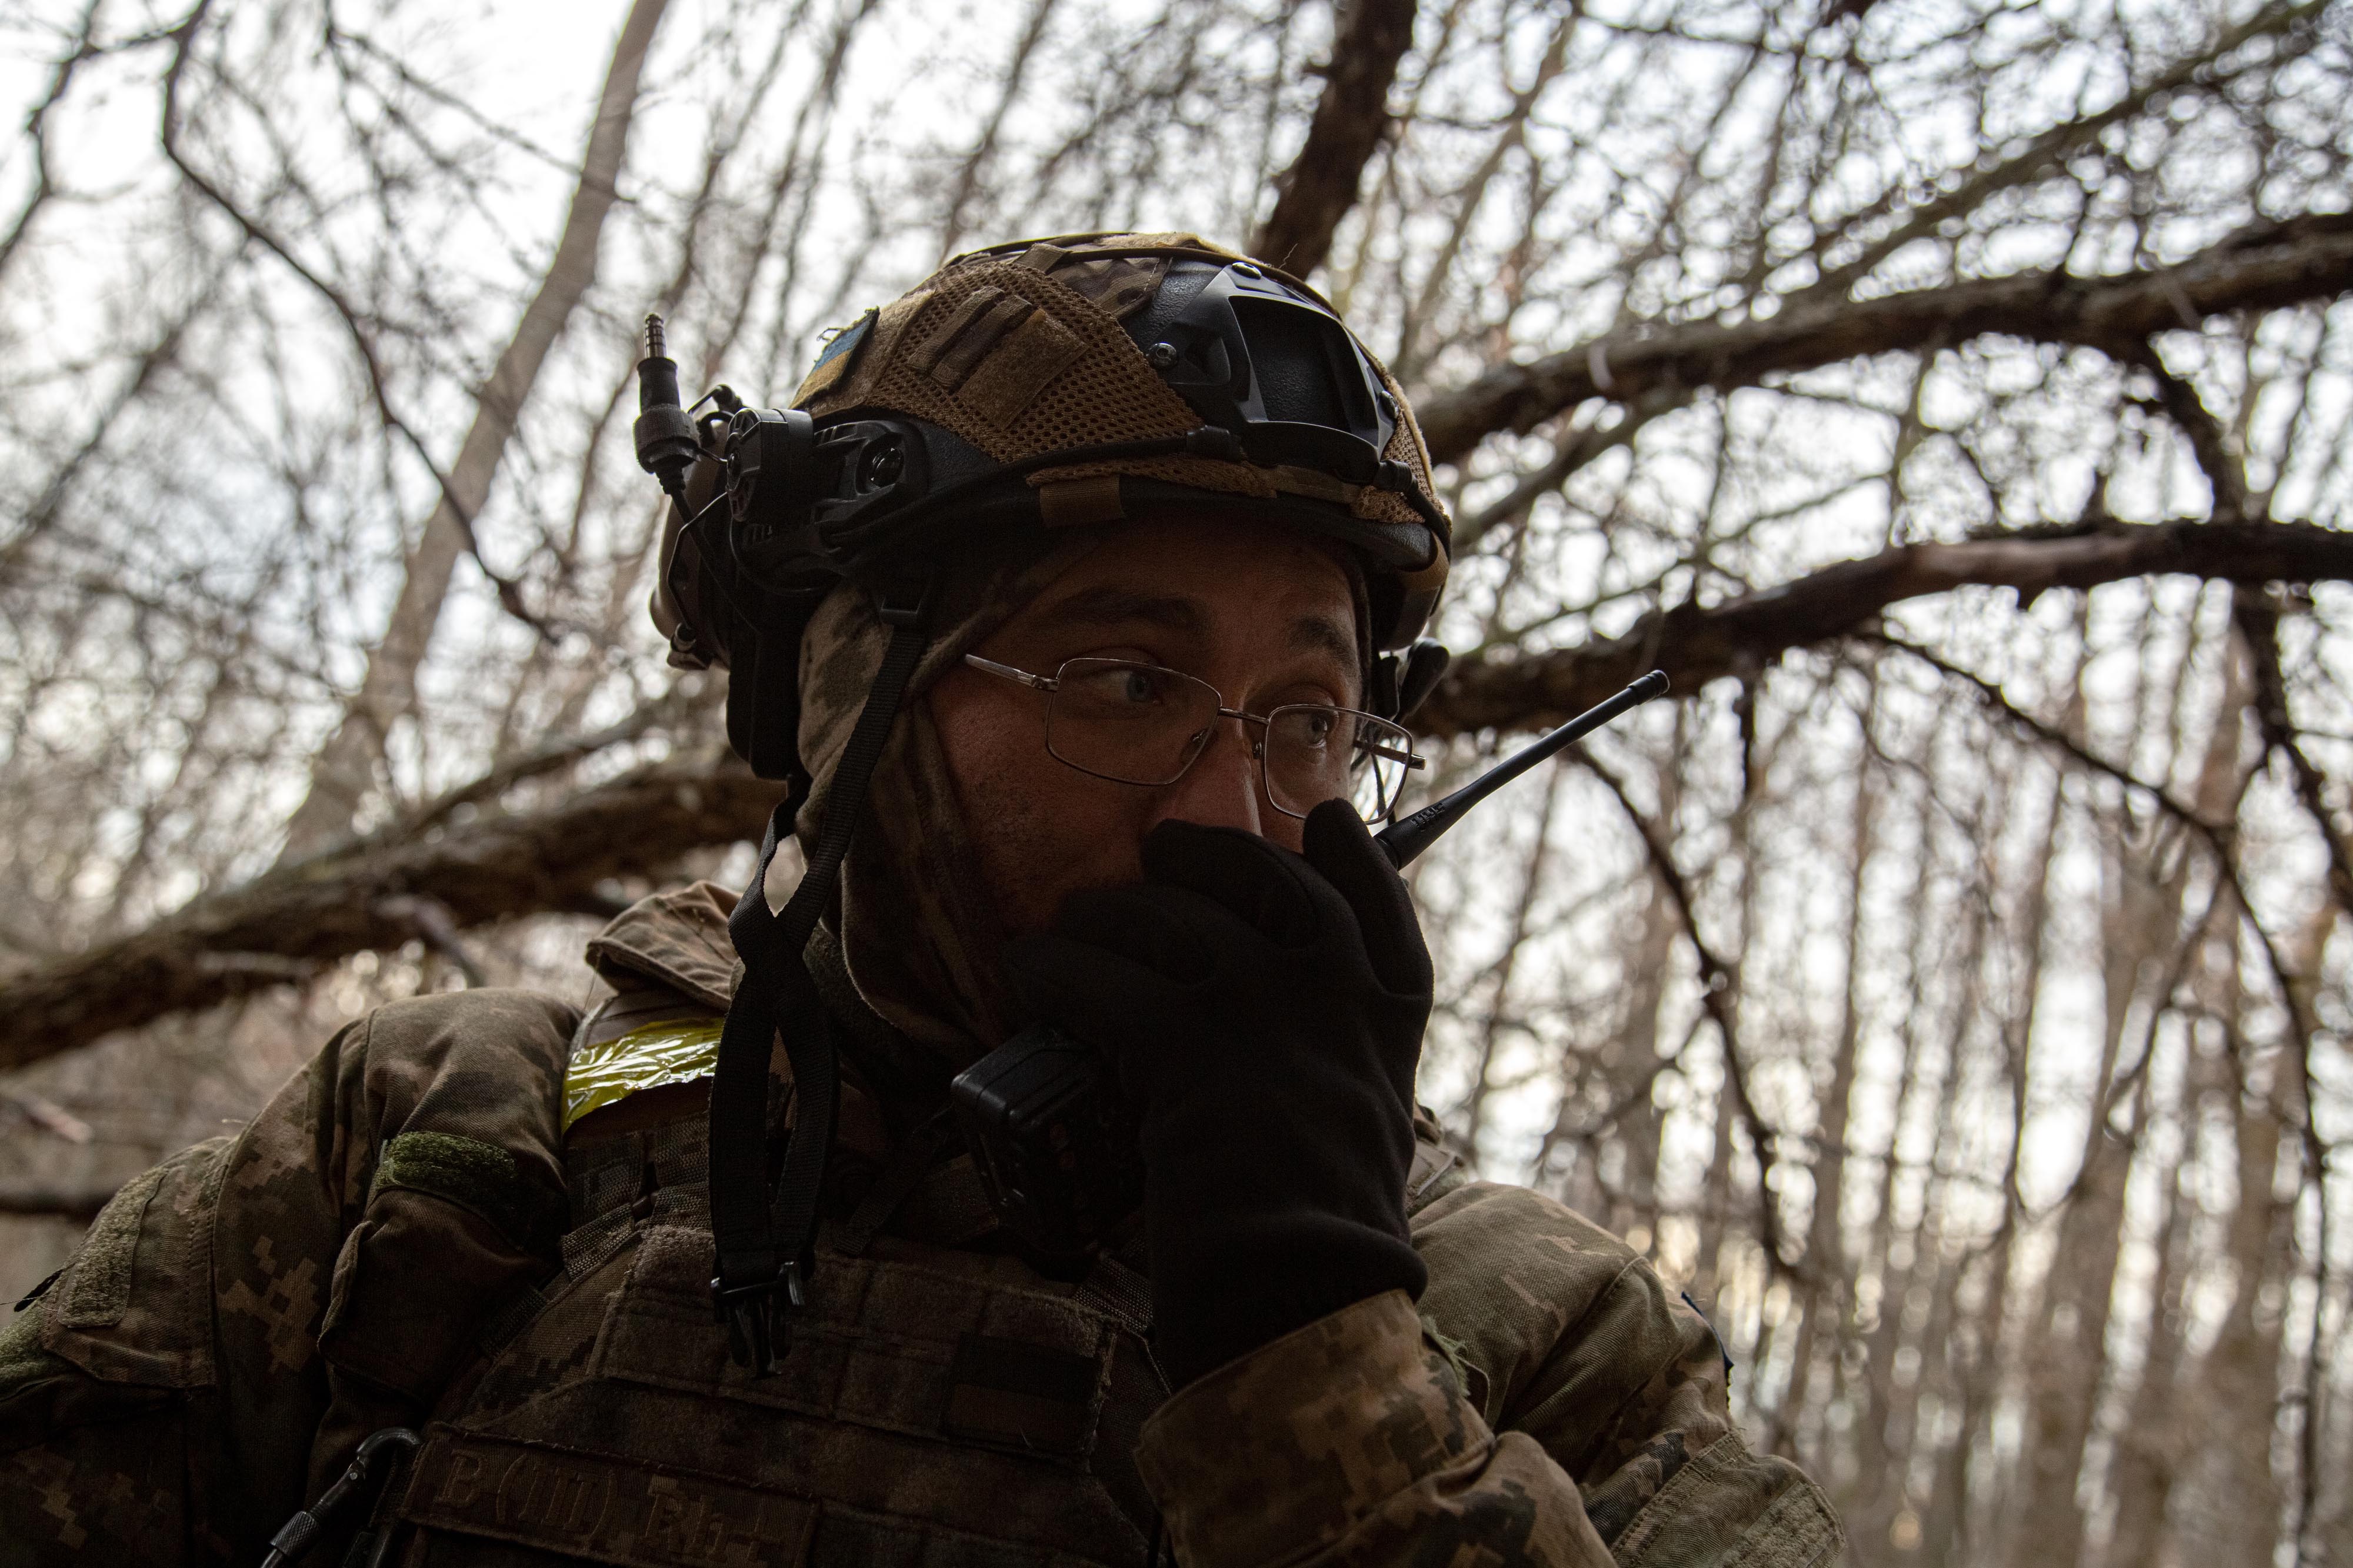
[1064,663,1171,710]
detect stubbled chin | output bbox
[959,775,1140,939]
[993,850,1145,944]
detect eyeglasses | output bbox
[962,654,1427,822]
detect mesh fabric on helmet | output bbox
[804,243,1198,461]
[794,233,1449,628]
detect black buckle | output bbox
[873,575,935,628]
[1181,425,1242,462]
[712,1260,806,1376]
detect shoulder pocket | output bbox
[39,1136,231,1389]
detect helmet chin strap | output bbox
[708,578,932,1374]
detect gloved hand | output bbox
[1001,799,1432,1388]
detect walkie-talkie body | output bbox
[948,1026,1144,1258]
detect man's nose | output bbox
[1153,719,1265,835]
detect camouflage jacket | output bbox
[1,885,1843,1567]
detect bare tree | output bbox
[4,5,2351,1564]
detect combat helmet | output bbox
[641,232,1454,780]
[629,232,1456,1373]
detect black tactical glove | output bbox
[1002,800,1432,1388]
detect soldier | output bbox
[0,233,1845,1567]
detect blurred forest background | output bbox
[2,0,2349,1562]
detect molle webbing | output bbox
[941,1334,1102,1456]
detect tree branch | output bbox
[1576,748,1796,1276]
[1798,0,2323,303]
[268,0,672,858]
[155,24,567,648]
[1864,632,2230,842]
[375,895,488,987]
[2233,588,2353,919]
[1452,384,1697,557]
[1416,212,2353,464]
[1249,0,1416,277]
[1415,518,2353,738]
[0,758,784,1067]
[0,1187,116,1222]
[938,0,1063,258]
[2125,339,2353,920]
[0,0,109,291]
[2,1092,94,1145]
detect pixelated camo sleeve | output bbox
[1135,1181,1846,1568]
[0,988,575,1565]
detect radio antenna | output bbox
[1377,670,1669,868]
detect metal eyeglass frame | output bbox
[961,653,1427,821]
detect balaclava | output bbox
[782,531,1100,1066]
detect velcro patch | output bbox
[58,1166,165,1329]
[912,285,1034,392]
[792,306,876,405]
[958,309,1085,425]
[372,1132,566,1253]
[402,1427,817,1567]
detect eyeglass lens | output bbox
[1041,658,1414,820]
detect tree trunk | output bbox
[2006,618,2248,1568]
[2001,835,2157,1568]
[1926,745,2067,1568]
[1842,784,1948,1554]
[1770,749,1877,1457]
[1459,761,1566,1157]
[1604,729,1688,1243]
[2101,1141,2191,1568]
[2171,1008,2289,1568]
[1604,874,1672,1242]
[1920,1216,2017,1568]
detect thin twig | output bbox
[1574,745,1798,1277]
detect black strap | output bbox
[709,592,931,1373]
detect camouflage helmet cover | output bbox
[651,231,1452,677]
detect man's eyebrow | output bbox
[1032,586,1358,679]
[1288,613,1358,672]
[1034,586,1206,635]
